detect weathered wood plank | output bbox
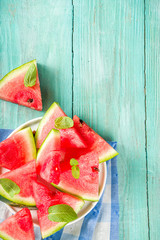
[0,0,72,129]
[145,1,160,239]
[73,0,148,239]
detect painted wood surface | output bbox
[73,1,148,240]
[0,0,73,128]
[0,0,159,239]
[145,0,160,239]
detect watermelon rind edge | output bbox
[0,185,36,206]
[42,222,67,239]
[42,198,84,239]
[10,127,37,166]
[0,231,14,240]
[25,127,37,160]
[0,59,36,89]
[36,128,60,161]
[51,183,99,202]
[99,149,119,163]
[35,102,59,146]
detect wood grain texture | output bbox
[73,0,148,239]
[145,0,160,239]
[0,0,73,128]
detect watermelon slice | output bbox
[52,151,99,201]
[36,131,99,201]
[0,161,36,206]
[0,208,35,240]
[35,102,87,149]
[0,127,36,170]
[73,115,119,163]
[36,129,62,184]
[33,180,84,239]
[0,60,42,111]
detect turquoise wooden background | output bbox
[0,0,159,239]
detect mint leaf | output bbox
[72,165,80,179]
[0,178,20,198]
[48,204,77,223]
[24,63,37,87]
[70,158,79,166]
[54,116,74,129]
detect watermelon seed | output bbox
[92,167,99,172]
[32,130,36,136]
[80,119,83,124]
[27,98,33,103]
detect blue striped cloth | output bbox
[0,129,119,240]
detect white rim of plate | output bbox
[4,117,107,226]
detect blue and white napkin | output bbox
[0,129,119,240]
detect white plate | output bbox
[3,117,107,226]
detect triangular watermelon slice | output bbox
[73,115,119,163]
[36,129,62,184]
[36,131,99,201]
[0,208,35,240]
[0,60,42,111]
[35,102,87,149]
[33,180,84,239]
[0,161,36,206]
[52,151,99,201]
[0,127,36,170]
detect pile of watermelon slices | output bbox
[0,102,118,239]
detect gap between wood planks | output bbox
[72,0,74,118]
[144,0,150,239]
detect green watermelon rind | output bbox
[99,149,119,163]
[20,127,37,161]
[0,231,14,240]
[51,183,99,202]
[42,222,66,239]
[0,60,36,89]
[35,102,60,147]
[36,128,60,162]
[42,199,85,239]
[0,184,36,206]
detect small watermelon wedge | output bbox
[0,60,42,111]
[73,115,119,163]
[0,127,36,170]
[35,102,87,149]
[33,180,84,239]
[0,161,36,206]
[0,208,35,240]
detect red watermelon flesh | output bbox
[0,60,42,111]
[0,127,36,170]
[0,208,35,240]
[52,151,99,201]
[38,151,61,185]
[59,127,87,149]
[0,160,36,206]
[73,115,119,163]
[35,102,87,149]
[33,180,84,239]
[36,129,63,184]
